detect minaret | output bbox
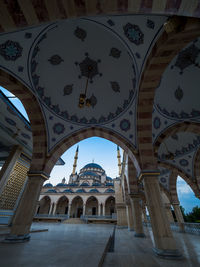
[117,146,122,176]
[72,145,79,175]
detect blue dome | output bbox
[92,182,101,186]
[68,183,78,187]
[63,189,73,193]
[56,183,66,187]
[76,189,85,193]
[80,171,99,177]
[46,189,57,193]
[89,189,99,193]
[105,183,114,186]
[105,189,115,193]
[44,183,53,188]
[83,163,103,169]
[106,177,112,181]
[80,182,89,186]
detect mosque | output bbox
[0,1,200,265]
[38,147,116,218]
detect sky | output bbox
[1,86,200,213]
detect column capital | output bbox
[138,170,160,181]
[172,202,180,206]
[28,171,50,180]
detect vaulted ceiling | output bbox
[0,5,200,193]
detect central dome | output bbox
[83,163,103,169]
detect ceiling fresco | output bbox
[0,15,167,152]
[157,132,200,178]
[152,37,200,179]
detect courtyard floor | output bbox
[0,223,199,267]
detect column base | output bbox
[134,233,145,238]
[128,227,134,231]
[3,234,30,243]
[153,248,182,259]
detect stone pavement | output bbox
[0,222,113,267]
[103,226,200,267]
[0,223,200,267]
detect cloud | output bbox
[177,176,193,195]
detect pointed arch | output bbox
[137,17,200,170]
[44,127,138,175]
[0,69,47,172]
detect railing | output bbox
[144,221,200,235]
[35,214,69,219]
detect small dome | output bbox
[68,183,78,187]
[46,189,57,193]
[106,176,112,181]
[83,163,103,169]
[56,183,66,187]
[80,171,99,177]
[92,182,101,186]
[89,189,99,193]
[105,183,114,186]
[63,189,73,193]
[44,183,53,188]
[76,189,85,193]
[80,182,89,186]
[105,188,115,193]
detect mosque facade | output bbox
[38,147,117,218]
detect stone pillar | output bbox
[126,203,134,231]
[53,203,57,215]
[68,204,71,218]
[129,194,145,237]
[48,203,54,215]
[173,203,185,232]
[83,204,86,216]
[165,204,174,223]
[142,206,148,223]
[98,204,101,216]
[5,172,48,242]
[102,203,105,216]
[143,174,181,258]
[116,203,128,227]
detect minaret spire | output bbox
[117,146,122,176]
[72,145,79,175]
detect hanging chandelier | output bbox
[78,65,92,108]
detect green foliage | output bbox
[180,205,200,223]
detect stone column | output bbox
[98,204,101,216]
[173,203,185,232]
[53,203,57,215]
[68,203,71,218]
[126,202,134,231]
[102,203,105,216]
[48,203,54,215]
[129,194,145,237]
[165,204,174,223]
[143,173,181,258]
[142,206,148,223]
[116,203,128,227]
[83,204,86,216]
[5,172,48,242]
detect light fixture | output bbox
[78,65,92,108]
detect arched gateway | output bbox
[0,3,200,261]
